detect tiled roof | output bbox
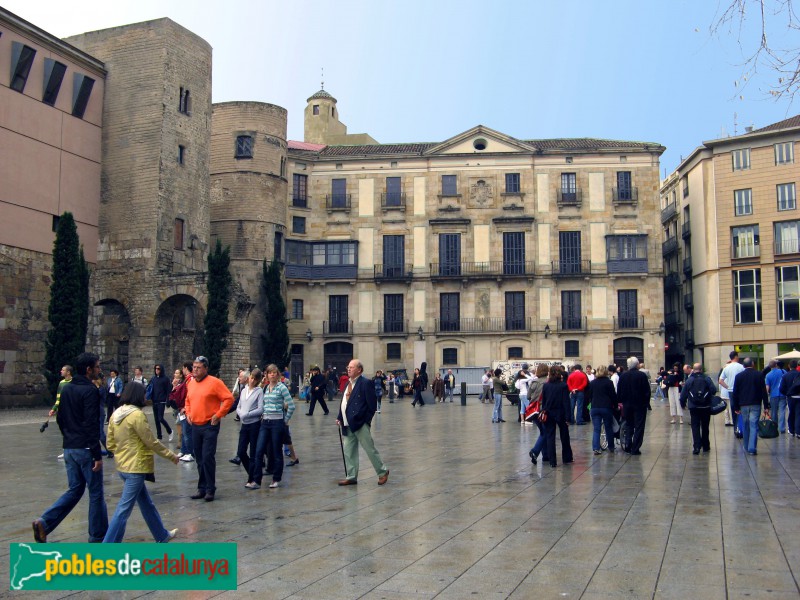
[307,89,336,102]
[288,140,327,152]
[751,115,800,133]
[319,143,435,157]
[523,138,662,150]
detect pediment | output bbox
[424,125,536,155]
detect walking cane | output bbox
[337,422,347,476]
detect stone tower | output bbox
[210,102,288,370]
[65,19,213,376]
[304,89,345,145]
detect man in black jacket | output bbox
[32,352,108,543]
[680,363,717,454]
[732,357,770,455]
[150,364,173,441]
[617,356,651,455]
[336,359,389,486]
[779,359,800,437]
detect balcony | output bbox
[551,260,590,277]
[323,320,353,336]
[664,311,680,327]
[661,201,678,224]
[664,273,681,291]
[557,316,588,332]
[775,239,800,255]
[607,259,648,274]
[612,187,638,203]
[292,195,308,208]
[685,329,695,348]
[374,264,414,282]
[684,293,694,309]
[681,221,691,239]
[557,189,582,207]
[285,264,357,281]
[683,257,693,274]
[614,315,644,330]
[429,261,535,278]
[434,317,532,333]
[380,192,406,209]
[325,194,351,211]
[731,244,760,260]
[378,320,408,336]
[662,237,679,256]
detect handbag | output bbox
[710,396,727,416]
[757,418,779,438]
[524,399,541,422]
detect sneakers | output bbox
[179,454,194,462]
[165,528,178,542]
[57,453,64,460]
[32,519,47,543]
[168,432,174,442]
[268,481,279,489]
[593,449,602,455]
[176,452,184,459]
[287,459,300,467]
[245,482,260,490]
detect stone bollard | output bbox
[460,382,467,405]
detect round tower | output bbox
[304,88,346,144]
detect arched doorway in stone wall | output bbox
[323,341,353,375]
[155,294,204,370]
[92,299,131,378]
[613,337,644,368]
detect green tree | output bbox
[260,258,290,369]
[202,239,232,376]
[78,246,90,349]
[44,212,86,397]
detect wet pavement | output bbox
[1,396,798,599]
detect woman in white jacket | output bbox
[235,370,264,482]
[515,364,536,424]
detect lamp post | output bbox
[544,324,551,338]
[417,326,424,340]
[305,328,313,342]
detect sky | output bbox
[5,0,798,175]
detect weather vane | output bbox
[321,67,324,90]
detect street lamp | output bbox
[417,326,424,340]
[658,322,665,336]
[305,328,313,342]
[544,324,551,338]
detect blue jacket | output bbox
[338,375,376,433]
[107,376,123,396]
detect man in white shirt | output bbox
[719,351,745,426]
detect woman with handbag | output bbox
[541,366,573,467]
[589,365,618,455]
[527,364,549,464]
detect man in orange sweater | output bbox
[185,356,234,502]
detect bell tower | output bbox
[304,86,347,144]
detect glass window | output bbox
[606,235,647,260]
[505,173,520,193]
[72,74,95,119]
[565,341,580,357]
[439,234,461,276]
[618,290,638,328]
[777,266,800,322]
[508,347,523,359]
[328,296,349,332]
[505,292,525,330]
[387,343,401,361]
[384,294,404,332]
[383,235,405,276]
[682,177,689,197]
[733,269,762,324]
[558,231,582,273]
[775,142,794,165]
[293,174,308,207]
[42,60,67,106]
[292,216,306,234]
[312,104,319,115]
[10,43,36,93]
[774,221,800,255]
[235,135,253,158]
[731,225,760,258]
[286,241,312,265]
[777,183,796,211]
[385,177,402,205]
[292,299,304,320]
[503,232,525,275]
[440,293,460,331]
[442,348,458,365]
[441,175,458,196]
[331,179,347,207]
[561,291,582,329]
[616,171,633,200]
[732,148,751,171]
[734,189,753,216]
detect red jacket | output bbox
[567,370,589,393]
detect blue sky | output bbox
[6,0,796,174]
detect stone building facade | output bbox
[661,116,800,373]
[0,8,105,404]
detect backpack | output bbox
[687,376,713,407]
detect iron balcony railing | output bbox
[557,189,582,206]
[775,239,800,255]
[434,317,532,333]
[662,237,679,256]
[731,244,760,259]
[685,329,695,347]
[612,187,638,203]
[323,320,353,336]
[380,192,406,208]
[374,264,414,281]
[661,201,678,223]
[378,320,408,335]
[325,194,351,210]
[664,273,681,290]
[664,311,680,327]
[683,257,693,274]
[614,315,644,330]
[551,260,590,277]
[681,221,691,239]
[557,316,588,332]
[292,196,308,208]
[429,261,535,277]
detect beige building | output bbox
[0,8,104,403]
[661,116,800,373]
[284,90,666,376]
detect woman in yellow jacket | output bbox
[103,382,179,543]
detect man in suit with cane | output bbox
[336,358,389,486]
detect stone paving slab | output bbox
[0,397,798,599]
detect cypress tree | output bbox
[260,258,290,369]
[203,239,232,376]
[44,212,86,397]
[78,246,90,349]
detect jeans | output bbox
[530,419,548,461]
[446,387,454,402]
[237,421,260,474]
[591,407,615,451]
[153,402,172,439]
[689,408,711,452]
[740,404,761,453]
[191,422,220,494]
[770,396,787,433]
[519,394,529,419]
[570,391,585,424]
[103,473,169,543]
[40,448,108,542]
[252,419,285,485]
[492,393,503,422]
[654,385,665,401]
[180,418,193,455]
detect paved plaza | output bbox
[1,396,798,599]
